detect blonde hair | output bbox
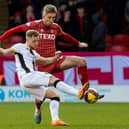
[26,30,39,37]
[42,4,57,15]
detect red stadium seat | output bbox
[105,35,113,51]
[108,45,129,52]
[6,35,24,48]
[113,34,129,46]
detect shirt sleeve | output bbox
[56,24,64,36]
[0,24,28,41]
[11,44,22,53]
[26,20,39,28]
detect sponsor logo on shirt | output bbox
[40,29,44,32]
[39,33,55,40]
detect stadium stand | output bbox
[108,45,129,52]
[0,0,8,35]
[105,35,113,51]
[6,35,24,48]
[113,34,129,46]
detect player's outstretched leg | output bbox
[78,66,89,85]
[34,98,44,124]
[77,82,104,100]
[34,109,41,124]
[77,81,89,99]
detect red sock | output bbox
[78,66,89,85]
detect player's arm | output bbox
[0,24,28,41]
[57,25,88,48]
[0,47,16,56]
[36,51,62,65]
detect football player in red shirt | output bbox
[0,4,104,125]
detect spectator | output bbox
[76,3,92,51]
[90,12,106,51]
[23,5,35,22]
[76,4,87,41]
[8,11,23,28]
[104,0,126,35]
[8,0,23,17]
[57,9,79,51]
[31,0,43,19]
[68,0,77,18]
[56,2,68,22]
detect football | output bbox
[84,88,99,104]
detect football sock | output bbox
[35,98,42,112]
[50,97,60,121]
[78,66,89,85]
[54,80,78,96]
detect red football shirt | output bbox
[0,20,79,57]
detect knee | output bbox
[78,58,86,66]
[50,96,60,102]
[49,76,59,86]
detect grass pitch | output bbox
[0,102,129,129]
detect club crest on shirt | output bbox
[26,22,31,26]
[40,29,44,32]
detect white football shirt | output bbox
[12,43,40,79]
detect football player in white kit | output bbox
[0,30,89,126]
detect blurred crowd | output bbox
[6,0,129,52]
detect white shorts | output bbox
[23,86,48,101]
[20,71,52,101]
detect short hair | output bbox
[42,4,57,15]
[26,30,39,37]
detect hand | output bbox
[78,42,88,48]
[55,51,62,60]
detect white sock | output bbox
[55,81,78,96]
[35,107,41,115]
[35,107,40,112]
[50,100,59,121]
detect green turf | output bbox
[0,102,129,129]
